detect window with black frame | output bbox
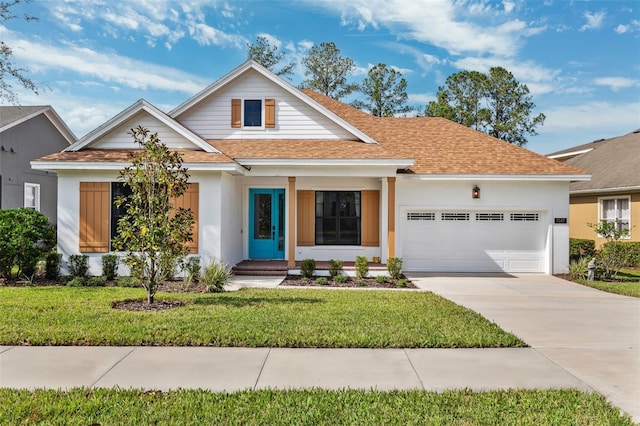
[315,191,361,245]
[110,182,133,249]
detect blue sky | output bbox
[2,0,639,154]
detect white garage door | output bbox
[401,211,547,273]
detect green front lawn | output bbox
[577,268,640,297]
[0,388,632,425]
[0,287,524,347]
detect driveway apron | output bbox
[408,273,640,422]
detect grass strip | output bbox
[0,287,524,347]
[577,269,640,297]
[0,388,632,425]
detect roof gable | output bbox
[0,105,76,145]
[170,60,376,144]
[66,100,216,153]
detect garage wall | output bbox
[396,179,570,274]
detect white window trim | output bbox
[24,182,40,211]
[597,195,631,239]
[241,98,265,130]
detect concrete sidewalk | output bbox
[0,346,588,392]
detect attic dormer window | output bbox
[231,98,275,129]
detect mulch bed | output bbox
[111,299,185,312]
[280,275,417,289]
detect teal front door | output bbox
[249,188,285,259]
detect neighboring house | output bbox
[32,61,587,275]
[0,106,76,222]
[548,130,640,247]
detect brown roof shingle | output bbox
[35,149,234,164]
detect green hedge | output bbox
[569,238,595,262]
[621,242,640,267]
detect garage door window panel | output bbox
[315,191,361,245]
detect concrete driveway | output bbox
[408,273,640,422]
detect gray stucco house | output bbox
[0,106,76,222]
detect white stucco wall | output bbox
[395,178,570,274]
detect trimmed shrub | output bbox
[0,208,56,279]
[355,256,368,279]
[102,254,119,281]
[597,241,629,279]
[300,259,316,278]
[569,238,595,263]
[316,277,329,285]
[202,260,231,293]
[45,252,62,280]
[68,255,89,278]
[375,275,389,284]
[116,277,140,288]
[87,276,107,287]
[356,279,367,287]
[333,275,347,284]
[328,259,343,277]
[624,242,640,267]
[67,276,86,287]
[386,257,403,280]
[396,279,408,288]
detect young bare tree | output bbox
[112,126,194,304]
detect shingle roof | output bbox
[36,149,234,164]
[0,106,49,129]
[563,130,640,191]
[302,89,586,176]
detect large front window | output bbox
[315,191,361,245]
[600,197,631,236]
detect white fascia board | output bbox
[65,100,217,153]
[547,148,593,159]
[404,174,592,182]
[169,60,377,144]
[570,185,640,195]
[31,160,241,173]
[43,109,77,145]
[237,158,414,168]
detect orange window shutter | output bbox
[265,98,275,128]
[172,183,199,253]
[361,190,380,247]
[79,182,110,253]
[297,190,315,246]
[231,99,241,128]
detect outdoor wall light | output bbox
[472,185,480,199]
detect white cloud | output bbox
[381,42,443,74]
[615,24,629,34]
[0,27,208,95]
[503,1,516,14]
[188,22,245,48]
[541,101,640,132]
[593,77,638,91]
[580,10,606,31]
[313,0,534,57]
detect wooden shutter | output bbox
[361,190,380,247]
[231,99,241,128]
[265,98,275,128]
[297,190,315,246]
[172,183,199,254]
[79,182,110,253]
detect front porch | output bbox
[232,260,389,276]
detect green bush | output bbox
[182,256,201,282]
[568,257,589,281]
[328,259,343,277]
[597,242,629,279]
[356,279,367,287]
[45,252,62,280]
[624,242,640,267]
[159,252,181,281]
[316,277,329,285]
[375,275,389,284]
[333,275,347,284]
[355,256,368,279]
[67,276,86,287]
[115,276,140,288]
[569,238,595,263]
[396,279,408,288]
[68,255,89,278]
[386,257,403,280]
[101,255,119,281]
[202,260,231,293]
[300,259,316,278]
[0,208,56,279]
[87,276,107,287]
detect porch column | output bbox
[387,177,396,259]
[288,177,296,268]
